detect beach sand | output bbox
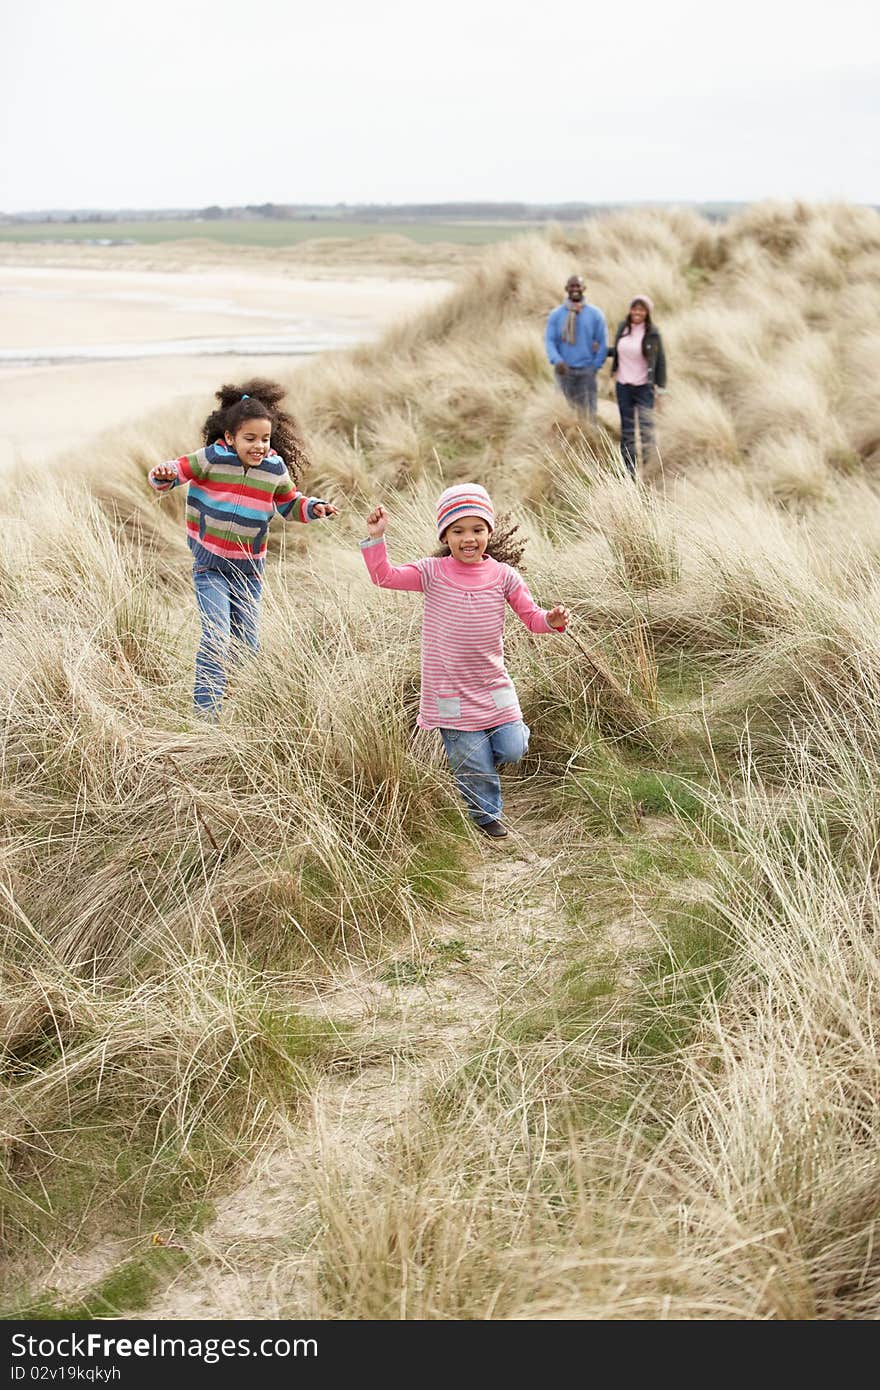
[0,355,313,465]
[0,252,453,466]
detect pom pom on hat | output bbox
[436,484,495,540]
[631,294,654,312]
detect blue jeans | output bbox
[439,721,530,826]
[192,566,262,716]
[558,366,598,419]
[616,382,655,477]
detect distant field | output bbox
[0,219,537,247]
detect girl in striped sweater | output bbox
[361,485,569,839]
[149,379,337,717]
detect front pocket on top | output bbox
[490,684,517,711]
[436,696,461,720]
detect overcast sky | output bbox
[2,0,877,211]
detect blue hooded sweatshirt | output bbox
[545,301,608,371]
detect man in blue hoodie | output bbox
[545,275,608,420]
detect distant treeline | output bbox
[1,200,747,226]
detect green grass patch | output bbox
[431,938,471,965]
[430,949,629,1146]
[556,724,709,833]
[0,219,530,248]
[3,1249,188,1320]
[237,802,468,967]
[621,838,710,883]
[380,959,428,987]
[501,965,618,1046]
[685,264,714,293]
[257,1007,354,1067]
[405,811,469,905]
[379,936,474,988]
[625,770,704,819]
[556,736,644,833]
[560,769,636,834]
[626,903,733,1057]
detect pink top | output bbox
[616,323,649,386]
[361,538,563,730]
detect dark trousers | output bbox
[616,382,655,477]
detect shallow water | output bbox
[0,326,370,367]
[0,263,449,361]
[0,262,448,465]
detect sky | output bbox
[1,0,878,211]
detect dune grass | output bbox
[3,201,880,1317]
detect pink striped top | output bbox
[361,538,563,730]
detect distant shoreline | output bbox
[0,338,356,367]
[0,201,763,250]
[0,257,452,466]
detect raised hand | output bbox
[547,604,570,631]
[366,505,388,538]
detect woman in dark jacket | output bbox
[608,295,667,477]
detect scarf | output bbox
[562,297,583,345]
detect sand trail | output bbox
[136,790,642,1320]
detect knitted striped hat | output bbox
[436,484,495,540]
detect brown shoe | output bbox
[478,820,508,838]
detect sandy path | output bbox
[134,790,643,1320]
[26,790,564,1317]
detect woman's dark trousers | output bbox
[616,382,655,477]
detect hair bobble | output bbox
[241,393,250,401]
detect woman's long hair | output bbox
[622,299,654,336]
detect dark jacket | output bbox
[608,321,667,389]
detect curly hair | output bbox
[436,512,527,569]
[201,378,309,484]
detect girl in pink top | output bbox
[361,484,569,839]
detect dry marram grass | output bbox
[3,201,880,1319]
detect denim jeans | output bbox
[615,382,655,477]
[439,720,530,826]
[192,566,262,716]
[558,366,598,419]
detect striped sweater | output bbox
[148,442,324,574]
[361,537,563,731]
